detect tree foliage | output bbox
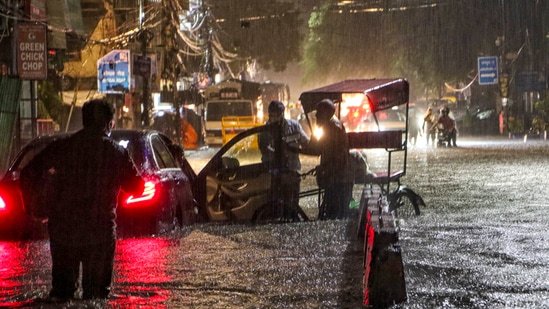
[38,81,68,126]
[301,0,546,99]
[211,0,302,72]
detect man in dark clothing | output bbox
[21,99,143,301]
[311,99,354,219]
[259,100,309,220]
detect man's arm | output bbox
[20,142,60,219]
[20,142,58,187]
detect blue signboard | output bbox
[477,56,498,85]
[97,50,131,93]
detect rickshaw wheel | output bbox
[253,203,308,223]
[253,204,278,223]
[392,193,420,218]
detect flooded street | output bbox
[1,137,548,308]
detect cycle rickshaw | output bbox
[299,78,425,306]
[298,79,425,223]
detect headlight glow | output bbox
[313,127,324,140]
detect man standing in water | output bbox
[259,100,309,220]
[22,99,143,301]
[311,99,354,219]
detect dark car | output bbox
[0,129,197,239]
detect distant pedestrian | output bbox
[408,108,420,145]
[259,100,309,220]
[422,106,437,146]
[310,99,354,219]
[21,99,143,301]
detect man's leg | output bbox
[336,183,353,219]
[81,240,115,299]
[281,172,300,220]
[323,187,339,219]
[49,240,79,300]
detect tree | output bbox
[210,0,302,72]
[300,0,510,99]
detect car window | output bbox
[206,101,253,121]
[222,132,262,167]
[151,135,178,169]
[14,142,49,171]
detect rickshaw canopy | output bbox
[299,79,409,114]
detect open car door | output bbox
[195,126,271,221]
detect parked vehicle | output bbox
[203,80,262,145]
[0,130,197,239]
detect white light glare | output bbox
[313,127,324,140]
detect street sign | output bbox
[16,23,47,80]
[97,50,131,94]
[26,0,47,21]
[478,56,498,85]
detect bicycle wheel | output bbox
[292,206,309,222]
[391,193,420,218]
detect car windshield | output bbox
[305,107,406,134]
[222,133,262,167]
[206,101,253,121]
[111,135,146,168]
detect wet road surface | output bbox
[0,137,548,308]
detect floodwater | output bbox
[0,137,548,308]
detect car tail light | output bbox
[0,188,19,214]
[0,195,6,211]
[124,180,158,207]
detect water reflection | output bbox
[0,242,26,307]
[110,237,175,308]
[0,241,50,307]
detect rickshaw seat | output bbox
[348,131,404,150]
[347,130,406,188]
[365,170,404,184]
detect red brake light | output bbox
[0,195,6,210]
[124,181,157,207]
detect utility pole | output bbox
[199,4,214,82]
[498,0,510,134]
[139,0,151,127]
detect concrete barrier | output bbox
[360,187,407,307]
